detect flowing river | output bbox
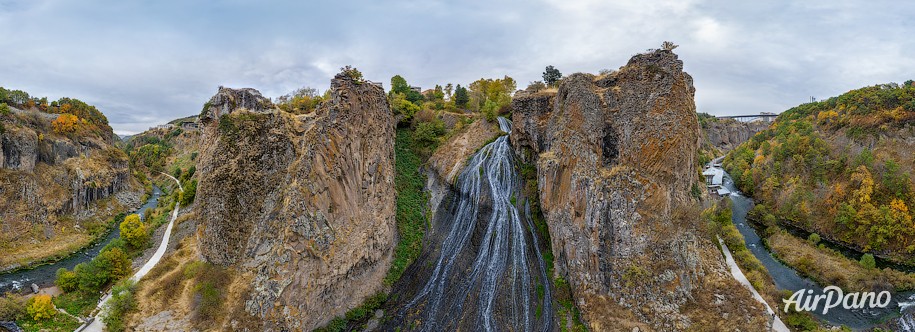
[393,117,552,331]
[0,186,162,294]
[720,169,915,330]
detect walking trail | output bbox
[78,174,182,332]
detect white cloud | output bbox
[0,0,913,134]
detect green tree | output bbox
[391,75,410,95]
[339,65,363,82]
[859,253,876,269]
[454,85,469,108]
[179,180,197,206]
[55,268,78,292]
[96,247,132,280]
[543,65,562,86]
[120,214,149,249]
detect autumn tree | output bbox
[26,295,56,321]
[543,65,562,87]
[52,113,80,134]
[120,214,149,249]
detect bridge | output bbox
[716,112,778,123]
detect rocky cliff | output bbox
[194,75,396,330]
[0,106,140,271]
[701,117,768,152]
[511,50,769,330]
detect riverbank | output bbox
[0,190,143,275]
[766,228,915,292]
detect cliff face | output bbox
[512,50,768,330]
[194,75,396,330]
[0,107,138,271]
[702,118,768,152]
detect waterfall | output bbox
[401,117,552,331]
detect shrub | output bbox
[103,280,138,332]
[860,254,876,269]
[25,294,56,321]
[807,233,821,246]
[0,293,24,320]
[55,268,78,292]
[120,214,149,249]
[179,180,197,206]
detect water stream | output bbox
[0,186,162,294]
[720,169,915,330]
[397,117,552,331]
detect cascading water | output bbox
[392,117,553,331]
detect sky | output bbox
[1,0,914,135]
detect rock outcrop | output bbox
[702,118,768,152]
[194,75,396,330]
[511,50,769,330]
[0,107,138,271]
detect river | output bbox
[0,186,162,294]
[720,169,915,330]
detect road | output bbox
[79,173,182,332]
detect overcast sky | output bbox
[1,0,913,135]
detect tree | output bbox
[859,253,876,269]
[454,84,469,108]
[444,83,454,99]
[661,41,679,51]
[25,295,56,321]
[179,180,197,206]
[391,75,410,95]
[120,214,149,249]
[96,247,132,280]
[0,103,10,116]
[339,65,363,82]
[52,113,80,134]
[543,65,562,86]
[55,268,78,292]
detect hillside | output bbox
[724,81,915,264]
[0,88,143,272]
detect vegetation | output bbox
[25,295,55,321]
[120,214,149,249]
[766,230,915,292]
[384,128,428,285]
[276,86,325,114]
[543,65,562,87]
[102,280,138,332]
[724,82,915,263]
[313,293,387,332]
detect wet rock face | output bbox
[512,50,760,329]
[195,75,396,331]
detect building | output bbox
[702,167,724,186]
[410,86,421,93]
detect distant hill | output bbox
[724,81,915,264]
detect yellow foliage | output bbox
[120,214,149,248]
[26,294,56,321]
[850,165,873,204]
[51,113,80,134]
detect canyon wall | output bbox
[194,74,396,330]
[511,50,769,330]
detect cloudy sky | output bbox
[1,0,913,135]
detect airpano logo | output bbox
[782,286,892,314]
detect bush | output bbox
[55,268,78,292]
[103,280,138,332]
[860,253,876,269]
[0,293,24,320]
[25,294,56,321]
[120,214,149,249]
[179,180,197,206]
[807,233,821,245]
